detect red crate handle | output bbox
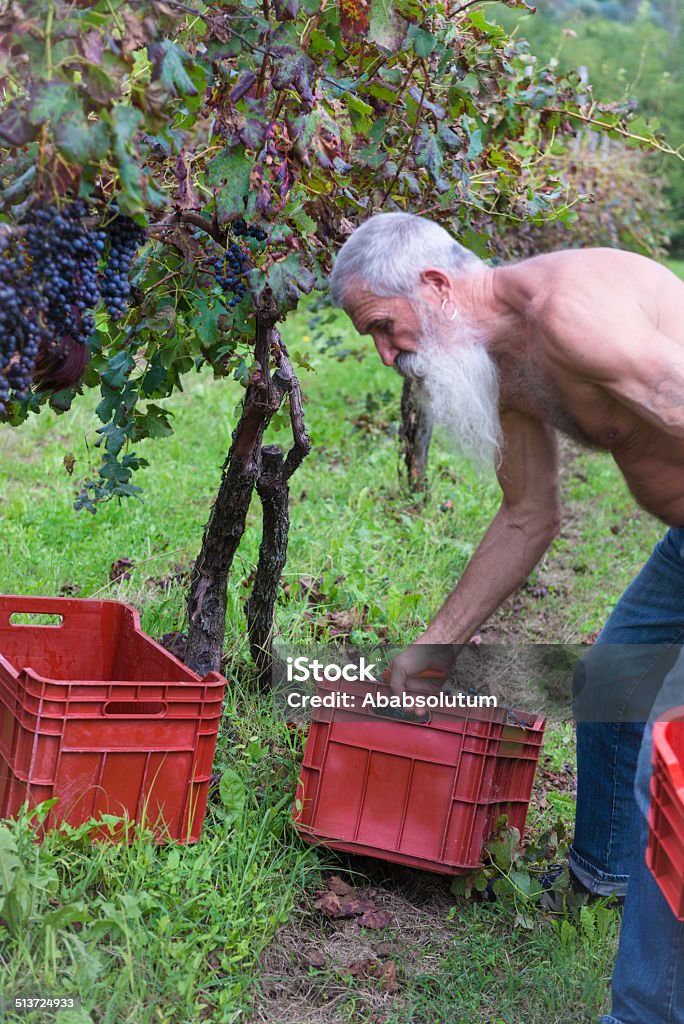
[103,700,168,718]
[0,595,141,630]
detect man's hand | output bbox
[387,643,455,697]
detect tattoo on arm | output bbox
[646,373,684,424]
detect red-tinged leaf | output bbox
[174,150,200,210]
[231,70,256,103]
[357,908,391,929]
[274,0,301,18]
[314,890,345,917]
[122,11,148,55]
[339,0,369,40]
[271,46,314,107]
[344,957,376,979]
[340,896,375,916]
[80,30,104,64]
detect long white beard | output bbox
[395,306,503,468]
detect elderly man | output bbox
[330,211,684,1024]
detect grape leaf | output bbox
[207,150,252,223]
[219,768,246,825]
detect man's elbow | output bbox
[540,502,562,543]
[507,498,562,551]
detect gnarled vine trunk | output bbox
[398,379,432,493]
[184,305,310,681]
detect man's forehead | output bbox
[347,289,402,330]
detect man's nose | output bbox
[373,336,398,366]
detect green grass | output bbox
[0,301,669,1023]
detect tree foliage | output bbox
[497,0,684,252]
[497,132,669,260]
[0,0,671,509]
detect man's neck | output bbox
[454,267,529,358]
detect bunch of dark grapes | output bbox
[25,200,105,346]
[0,253,29,414]
[210,242,251,307]
[232,219,267,243]
[101,213,147,320]
[0,199,108,417]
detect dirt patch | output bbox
[253,864,457,1024]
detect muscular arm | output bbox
[419,412,562,644]
[541,291,684,439]
[602,329,684,438]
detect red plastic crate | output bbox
[647,709,684,918]
[0,595,226,843]
[292,675,545,874]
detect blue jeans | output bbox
[569,527,684,1024]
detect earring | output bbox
[441,298,459,322]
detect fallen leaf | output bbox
[302,948,326,968]
[314,890,374,919]
[379,960,399,993]
[326,875,355,896]
[357,909,391,930]
[314,890,345,917]
[344,957,375,979]
[372,941,392,957]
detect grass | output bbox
[0,295,671,1023]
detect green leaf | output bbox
[508,869,533,897]
[368,0,407,54]
[414,127,448,192]
[102,351,135,390]
[488,826,521,869]
[466,127,483,161]
[96,422,128,455]
[55,115,110,166]
[207,150,252,223]
[249,253,315,312]
[194,295,229,347]
[219,768,246,825]
[108,104,144,211]
[133,404,174,440]
[159,42,201,96]
[345,94,374,135]
[308,28,335,56]
[407,25,436,58]
[28,82,75,124]
[0,826,22,905]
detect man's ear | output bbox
[419,268,452,302]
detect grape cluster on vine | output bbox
[0,199,148,419]
[232,219,267,243]
[203,221,268,309]
[101,212,148,320]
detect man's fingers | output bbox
[389,664,407,697]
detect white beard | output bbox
[394,304,503,468]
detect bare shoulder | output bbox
[508,249,684,374]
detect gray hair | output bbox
[329,212,482,307]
